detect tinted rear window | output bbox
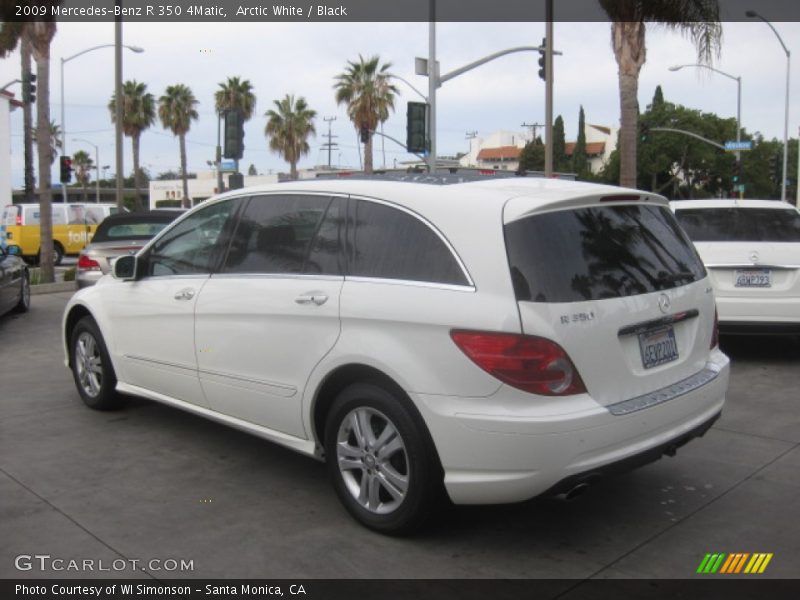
[675,207,800,242]
[505,204,705,303]
[92,218,175,242]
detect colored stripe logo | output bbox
[697,553,773,574]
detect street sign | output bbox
[220,160,236,172]
[734,184,746,193]
[724,141,753,151]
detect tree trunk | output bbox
[290,159,298,180]
[364,135,373,174]
[82,179,88,202]
[132,133,144,211]
[21,33,35,202]
[611,21,646,189]
[179,133,190,208]
[35,54,54,283]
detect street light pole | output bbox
[669,64,742,195]
[746,11,790,202]
[60,42,143,204]
[427,2,436,174]
[72,138,100,203]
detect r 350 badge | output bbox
[560,311,595,325]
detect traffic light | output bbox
[768,153,780,182]
[359,125,370,144]
[223,109,245,160]
[537,37,546,81]
[406,102,428,154]
[639,122,650,142]
[59,155,73,184]
[22,72,36,104]
[732,159,741,184]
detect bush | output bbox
[63,267,77,282]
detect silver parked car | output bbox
[76,211,182,288]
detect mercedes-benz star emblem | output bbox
[658,293,671,314]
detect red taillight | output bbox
[450,330,587,396]
[77,254,100,271]
[16,214,22,226]
[710,308,719,349]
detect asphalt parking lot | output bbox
[1,291,798,583]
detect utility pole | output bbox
[322,116,338,168]
[521,122,544,141]
[427,1,437,174]
[114,15,124,209]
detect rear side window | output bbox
[2,206,19,225]
[92,219,174,242]
[675,207,800,242]
[222,195,343,276]
[505,204,705,302]
[349,200,468,286]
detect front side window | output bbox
[675,207,800,242]
[222,195,343,276]
[145,200,235,277]
[348,200,469,286]
[506,204,706,303]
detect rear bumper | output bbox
[716,295,800,332]
[415,349,729,505]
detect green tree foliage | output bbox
[333,55,397,174]
[109,80,156,211]
[215,76,256,121]
[572,106,589,179]
[158,84,199,208]
[264,94,317,180]
[552,115,568,172]
[518,137,544,172]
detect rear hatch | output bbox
[674,205,800,299]
[504,194,715,406]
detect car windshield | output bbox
[505,203,706,303]
[675,207,800,242]
[91,216,177,243]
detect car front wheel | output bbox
[14,273,30,313]
[324,382,442,535]
[70,317,121,410]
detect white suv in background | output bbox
[63,177,729,534]
[672,199,800,335]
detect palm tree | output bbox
[158,84,198,208]
[333,55,397,174]
[72,150,93,202]
[264,94,316,180]
[214,76,256,120]
[30,21,58,283]
[32,120,62,164]
[109,80,156,211]
[598,0,721,188]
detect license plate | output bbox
[638,326,679,370]
[735,269,771,288]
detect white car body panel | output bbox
[62,179,729,506]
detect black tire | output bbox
[53,243,64,266]
[69,316,122,410]
[324,381,443,535]
[14,272,30,313]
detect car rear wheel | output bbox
[324,382,442,535]
[14,273,30,313]
[70,316,122,410]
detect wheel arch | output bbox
[63,304,96,368]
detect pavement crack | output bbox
[0,466,158,580]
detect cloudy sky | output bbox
[2,18,799,187]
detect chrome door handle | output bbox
[295,293,328,306]
[174,288,196,301]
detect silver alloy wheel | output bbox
[75,332,103,398]
[336,407,410,515]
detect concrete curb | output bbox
[31,281,77,295]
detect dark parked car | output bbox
[76,211,182,288]
[0,244,30,317]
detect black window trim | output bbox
[345,193,476,290]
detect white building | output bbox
[0,91,22,207]
[459,124,619,175]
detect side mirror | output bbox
[113,255,137,280]
[6,244,21,256]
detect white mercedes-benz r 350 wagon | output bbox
[63,176,730,534]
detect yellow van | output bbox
[1,203,122,265]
